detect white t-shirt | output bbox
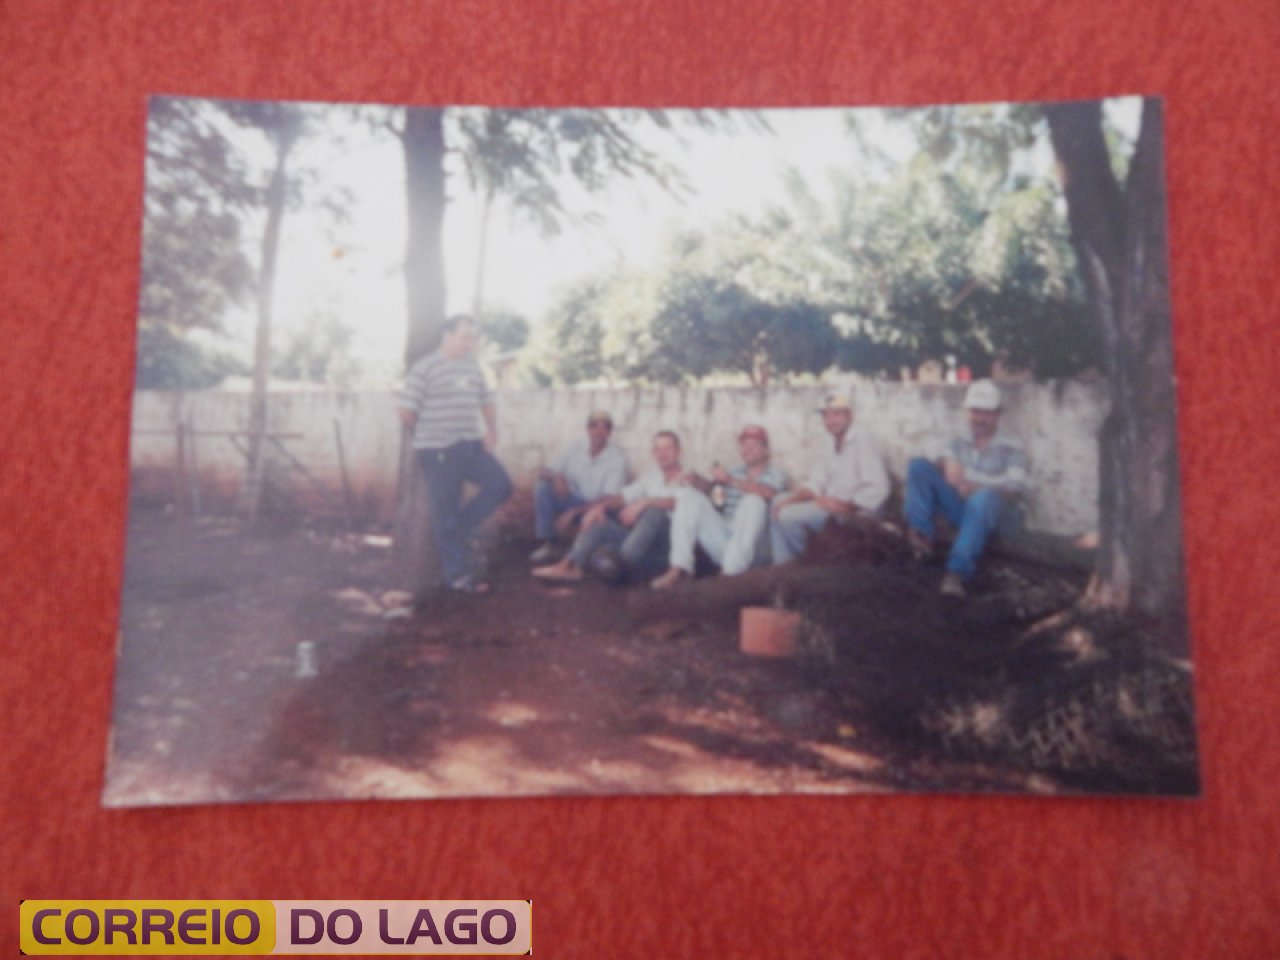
[807,425,890,513]
[622,468,684,504]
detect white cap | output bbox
[816,393,853,413]
[964,380,1001,411]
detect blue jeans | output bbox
[904,457,1019,581]
[569,507,671,581]
[417,440,513,584]
[533,478,587,540]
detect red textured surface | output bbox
[2,1,1278,956]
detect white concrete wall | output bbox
[130,380,1109,534]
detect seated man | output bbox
[529,410,628,564]
[532,430,684,584]
[904,379,1030,598]
[651,424,786,589]
[771,393,890,564]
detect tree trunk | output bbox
[401,107,447,366]
[393,107,448,593]
[472,183,495,315]
[1047,99,1185,641]
[239,132,294,522]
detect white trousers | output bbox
[770,501,833,564]
[668,488,770,576]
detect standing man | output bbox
[398,314,513,593]
[904,379,1029,597]
[651,424,786,589]
[529,410,628,564]
[532,430,684,584]
[771,393,890,564]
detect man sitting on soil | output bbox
[532,430,684,584]
[904,379,1030,598]
[528,410,629,564]
[397,314,513,594]
[651,424,787,590]
[770,393,890,564]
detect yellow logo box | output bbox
[21,901,275,955]
[20,900,532,955]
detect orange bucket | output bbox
[740,607,802,657]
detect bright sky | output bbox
[209,105,904,383]
[202,97,1138,385]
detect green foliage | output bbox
[478,310,531,353]
[273,310,356,384]
[539,277,611,384]
[135,325,246,389]
[139,98,259,333]
[535,105,1094,384]
[645,232,841,384]
[453,108,693,237]
[758,124,1094,378]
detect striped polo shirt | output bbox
[724,463,787,522]
[398,350,493,450]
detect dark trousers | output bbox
[417,440,513,584]
[568,507,671,581]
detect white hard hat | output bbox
[964,380,1002,411]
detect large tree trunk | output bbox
[1047,99,1185,641]
[393,107,448,592]
[238,130,295,522]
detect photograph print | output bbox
[106,94,1197,806]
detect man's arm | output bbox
[581,493,625,530]
[813,494,857,518]
[772,486,814,516]
[481,402,498,452]
[618,496,675,527]
[964,443,1030,498]
[682,471,712,494]
[729,469,780,500]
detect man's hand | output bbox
[581,503,609,530]
[618,500,648,527]
[710,464,732,485]
[942,459,964,487]
[772,496,792,519]
[942,459,967,490]
[554,505,588,540]
[943,460,977,498]
[483,428,498,454]
[397,408,417,430]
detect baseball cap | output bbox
[964,380,1002,411]
[816,394,853,413]
[738,424,770,445]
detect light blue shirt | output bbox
[552,440,628,501]
[948,430,1030,495]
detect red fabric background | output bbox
[2,1,1277,956]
